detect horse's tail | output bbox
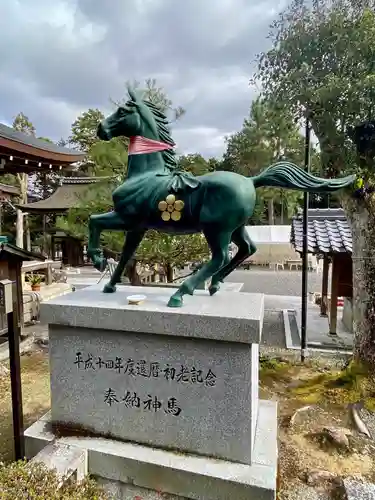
[252,161,356,193]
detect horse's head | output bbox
[97,87,160,142]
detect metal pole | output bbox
[7,310,25,460]
[301,115,311,363]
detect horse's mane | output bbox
[128,92,178,171]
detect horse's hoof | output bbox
[167,295,183,308]
[103,283,116,293]
[209,283,220,296]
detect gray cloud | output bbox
[0,0,287,156]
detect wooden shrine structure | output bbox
[0,183,19,200]
[0,183,20,236]
[0,124,85,332]
[291,208,352,335]
[0,123,85,174]
[0,240,46,331]
[17,177,110,267]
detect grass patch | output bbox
[290,360,375,407]
[259,355,293,384]
[0,460,108,499]
[0,351,50,462]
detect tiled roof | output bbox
[0,183,19,195]
[0,123,84,157]
[60,176,111,185]
[291,208,352,254]
[17,176,111,213]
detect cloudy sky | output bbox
[0,0,288,158]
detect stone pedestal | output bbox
[26,285,277,499]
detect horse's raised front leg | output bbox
[87,211,127,272]
[103,230,145,293]
[209,225,256,295]
[168,229,231,308]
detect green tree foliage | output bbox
[68,107,128,177]
[37,136,53,143]
[69,109,105,153]
[136,231,209,281]
[116,78,186,122]
[253,0,375,178]
[253,0,375,368]
[13,112,36,136]
[177,153,212,176]
[207,157,223,171]
[222,97,306,223]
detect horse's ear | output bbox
[127,86,140,103]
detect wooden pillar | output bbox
[329,256,340,335]
[8,260,24,331]
[42,173,48,256]
[61,239,68,266]
[320,255,329,316]
[51,235,55,261]
[46,263,52,286]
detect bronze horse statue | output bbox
[87,88,355,307]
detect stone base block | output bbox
[42,286,264,465]
[25,400,277,500]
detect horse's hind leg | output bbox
[87,211,127,271]
[216,248,231,285]
[209,225,256,295]
[103,230,145,293]
[168,229,231,307]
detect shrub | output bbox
[0,460,108,499]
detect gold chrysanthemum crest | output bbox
[158,194,185,221]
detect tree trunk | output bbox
[344,196,375,370]
[268,199,275,225]
[16,209,24,248]
[125,259,142,286]
[16,173,28,249]
[280,191,284,225]
[166,263,174,283]
[25,215,31,251]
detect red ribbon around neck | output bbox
[128,136,175,155]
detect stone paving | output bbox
[265,294,353,351]
[226,271,353,351]
[227,268,327,296]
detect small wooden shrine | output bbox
[17,177,110,267]
[291,208,352,335]
[0,240,46,332]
